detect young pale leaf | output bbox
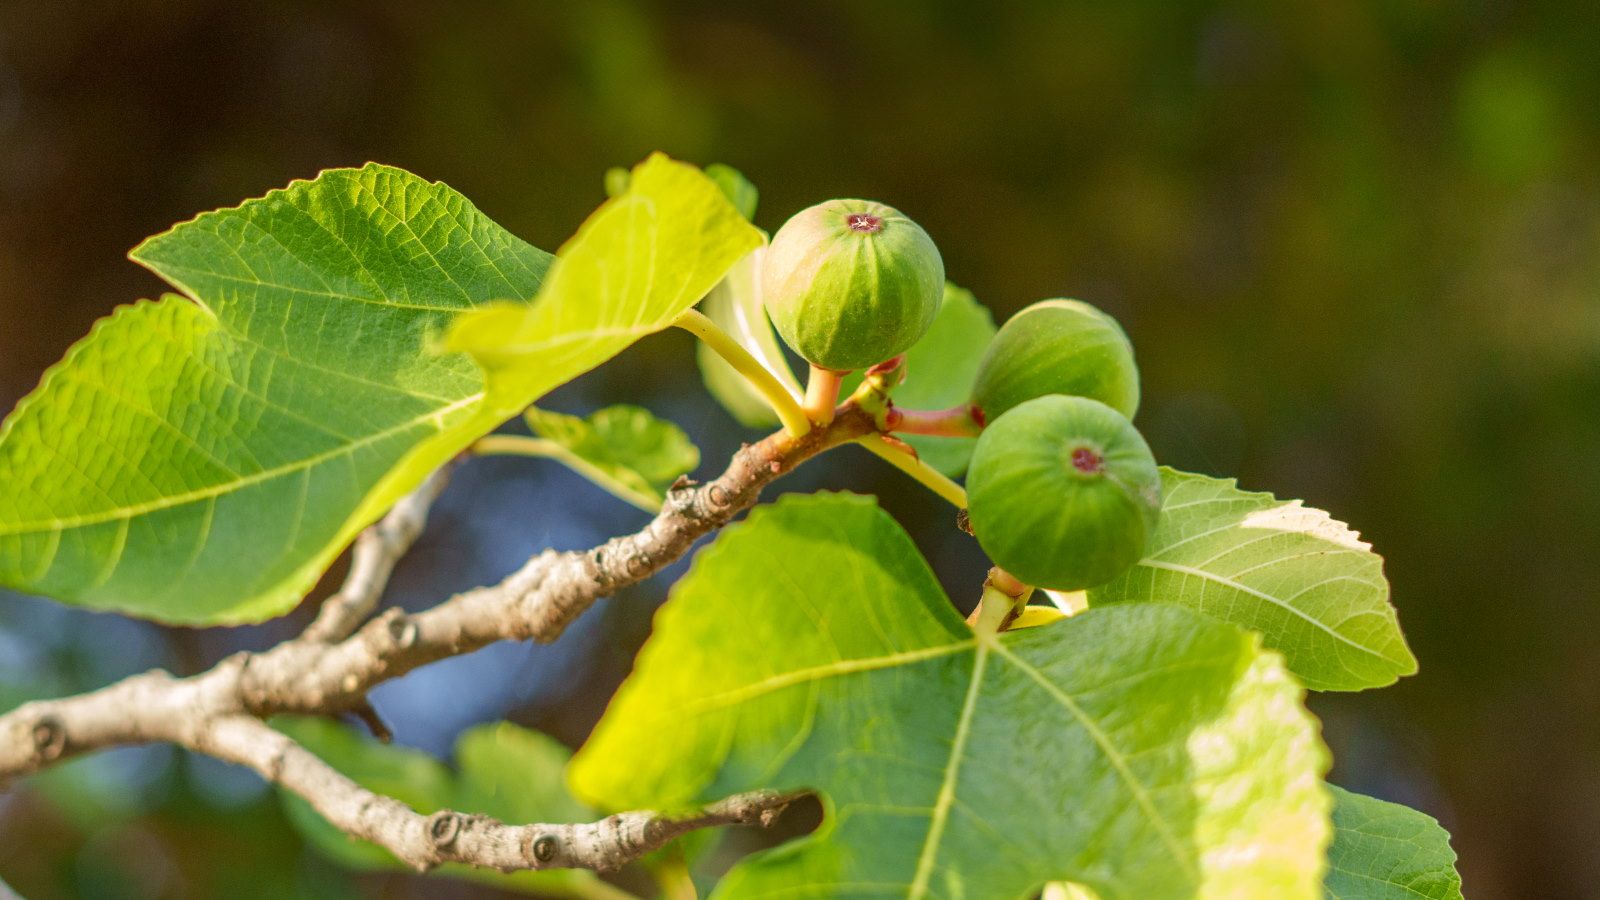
[1089,468,1418,692]
[696,247,805,428]
[703,163,760,221]
[836,283,995,474]
[0,164,553,623]
[517,405,699,511]
[444,153,764,410]
[572,493,1332,899]
[1325,786,1463,900]
[274,717,622,898]
[889,283,996,475]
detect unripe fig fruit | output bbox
[970,299,1140,423]
[966,394,1161,590]
[762,199,945,371]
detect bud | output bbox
[965,394,1161,590]
[971,299,1140,422]
[762,199,945,371]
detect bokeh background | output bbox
[1,1,1596,897]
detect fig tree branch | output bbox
[0,406,875,872]
[193,715,802,877]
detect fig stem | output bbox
[887,405,984,438]
[673,309,811,437]
[803,364,847,426]
[969,586,1015,635]
[855,434,969,508]
[472,435,664,513]
[986,566,1032,599]
[966,568,1035,634]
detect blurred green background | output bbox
[1,1,1596,897]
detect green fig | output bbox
[970,299,1140,423]
[965,394,1161,590]
[762,199,944,371]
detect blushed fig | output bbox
[762,199,944,371]
[965,394,1161,590]
[970,299,1139,423]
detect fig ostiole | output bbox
[970,299,1140,423]
[964,394,1161,591]
[762,199,945,372]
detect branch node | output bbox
[30,715,65,761]
[383,610,418,648]
[428,810,463,848]
[529,833,559,864]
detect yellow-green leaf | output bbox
[445,153,763,410]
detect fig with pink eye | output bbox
[762,199,945,372]
[965,394,1161,590]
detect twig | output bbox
[302,466,454,643]
[194,714,803,875]
[349,700,394,743]
[0,406,878,783]
[0,405,890,877]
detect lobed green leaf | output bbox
[1324,786,1463,900]
[0,164,552,623]
[0,154,754,624]
[572,492,1332,899]
[1090,468,1418,692]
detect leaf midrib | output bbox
[992,641,1198,881]
[1135,558,1402,663]
[907,640,989,898]
[688,641,977,713]
[0,393,482,534]
[688,627,1204,894]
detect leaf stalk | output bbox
[473,434,663,513]
[673,309,810,437]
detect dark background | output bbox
[1,1,1597,897]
